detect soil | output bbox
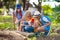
[37,35,60,40]
[0,31,60,40]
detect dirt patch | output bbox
[37,35,60,40]
[0,35,14,40]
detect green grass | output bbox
[0,15,12,22]
[28,37,36,40]
[0,15,14,30]
[0,22,14,30]
[0,8,3,12]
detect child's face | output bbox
[27,15,32,19]
[26,12,32,19]
[35,16,40,20]
[17,9,21,12]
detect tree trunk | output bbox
[0,31,27,40]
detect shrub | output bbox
[0,16,12,22]
[0,16,14,30]
[0,22,14,30]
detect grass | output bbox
[0,8,3,12]
[0,15,12,22]
[0,15,14,30]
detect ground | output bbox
[0,31,60,40]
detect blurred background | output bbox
[0,0,60,35]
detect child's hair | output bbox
[24,10,32,20]
[16,9,22,17]
[25,10,32,16]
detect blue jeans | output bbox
[44,27,50,36]
[22,21,34,32]
[44,31,49,36]
[22,25,34,32]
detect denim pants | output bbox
[22,21,34,32]
[22,25,34,32]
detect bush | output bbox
[0,8,3,14]
[0,22,14,30]
[0,16,14,30]
[42,5,53,16]
[50,23,60,33]
[0,16,12,22]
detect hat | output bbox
[33,11,41,17]
[15,4,21,9]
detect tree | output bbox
[33,2,42,13]
[52,5,60,23]
[42,5,53,15]
[53,5,60,12]
[3,0,15,9]
[22,0,27,10]
[0,1,3,8]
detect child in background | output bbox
[13,4,24,31]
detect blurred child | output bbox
[13,4,24,31]
[34,11,51,36]
[20,10,34,32]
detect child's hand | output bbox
[15,19,19,24]
[15,20,18,24]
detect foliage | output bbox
[2,0,23,9]
[42,5,53,16]
[42,0,46,2]
[42,5,60,23]
[0,16,12,22]
[0,8,3,13]
[0,16,14,30]
[55,0,60,2]
[52,5,60,23]
[0,22,14,30]
[53,5,60,12]
[42,5,60,33]
[2,0,15,9]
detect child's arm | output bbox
[33,20,39,28]
[20,21,24,31]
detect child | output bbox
[34,11,51,36]
[13,4,24,31]
[33,11,41,32]
[20,10,34,32]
